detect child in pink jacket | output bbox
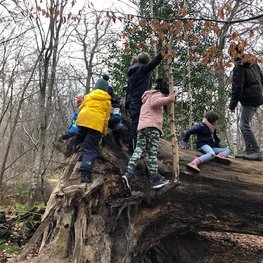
[122,79,175,191]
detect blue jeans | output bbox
[240,106,260,153]
[198,145,230,163]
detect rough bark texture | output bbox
[20,136,263,263]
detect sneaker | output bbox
[80,171,92,183]
[121,170,133,192]
[244,152,263,161]
[186,162,200,173]
[214,155,231,165]
[235,152,246,158]
[150,174,169,189]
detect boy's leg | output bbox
[128,110,140,153]
[75,126,88,152]
[80,128,101,183]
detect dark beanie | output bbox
[94,78,109,92]
[102,74,110,81]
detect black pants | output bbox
[75,126,101,174]
[129,109,140,152]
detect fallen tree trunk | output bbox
[20,137,263,263]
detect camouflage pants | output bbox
[127,127,160,175]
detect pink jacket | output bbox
[137,90,172,133]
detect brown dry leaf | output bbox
[187,53,195,60]
[184,20,194,32]
[158,31,166,40]
[209,45,217,59]
[213,25,221,37]
[213,61,218,68]
[204,20,212,33]
[171,50,177,58]
[218,6,225,20]
[181,6,188,17]
[225,3,232,16]
[151,19,160,32]
[123,42,131,53]
[160,21,170,31]
[173,20,183,34]
[232,31,238,40]
[201,57,209,65]
[224,63,233,68]
[128,27,136,34]
[139,18,147,28]
[249,30,254,38]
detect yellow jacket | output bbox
[76,89,111,134]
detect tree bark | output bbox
[20,137,263,263]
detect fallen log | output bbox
[20,137,263,263]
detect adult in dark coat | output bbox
[229,46,263,160]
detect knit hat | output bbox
[76,98,83,104]
[94,78,109,92]
[102,74,110,81]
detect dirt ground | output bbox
[1,231,262,262]
[197,231,263,263]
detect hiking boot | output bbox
[121,170,133,192]
[214,153,231,165]
[244,152,263,161]
[235,152,246,158]
[80,171,93,183]
[150,174,169,189]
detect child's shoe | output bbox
[186,157,201,173]
[150,173,169,189]
[214,152,231,165]
[80,171,93,183]
[121,169,134,192]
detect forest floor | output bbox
[1,229,262,262]
[196,231,263,263]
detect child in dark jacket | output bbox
[108,86,129,146]
[126,42,168,153]
[122,80,175,192]
[180,111,231,173]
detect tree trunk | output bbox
[20,137,263,263]
[167,35,180,183]
[30,3,64,204]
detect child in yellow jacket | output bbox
[76,77,111,183]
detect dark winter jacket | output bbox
[182,122,220,149]
[229,61,263,110]
[126,53,164,113]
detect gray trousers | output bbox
[240,106,260,153]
